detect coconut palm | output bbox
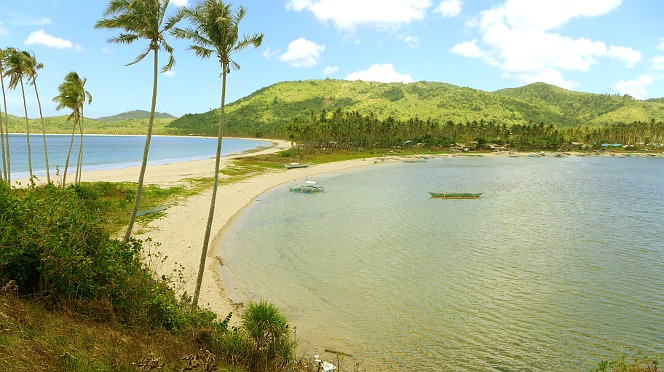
[0,48,7,183]
[24,51,51,183]
[3,48,33,181]
[52,72,92,187]
[95,0,182,242]
[172,0,263,308]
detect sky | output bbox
[1,0,663,119]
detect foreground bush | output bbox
[0,181,299,370]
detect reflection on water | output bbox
[220,156,664,370]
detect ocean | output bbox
[219,155,664,371]
[3,133,271,180]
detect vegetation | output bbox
[95,109,175,122]
[53,71,93,187]
[172,0,263,309]
[593,353,661,372]
[0,180,299,371]
[165,80,664,137]
[282,108,664,153]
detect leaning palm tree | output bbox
[24,51,51,183]
[4,48,33,180]
[96,0,182,242]
[0,48,10,183]
[172,0,263,308]
[52,72,92,187]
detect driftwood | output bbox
[324,348,353,357]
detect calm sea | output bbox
[219,155,664,371]
[3,134,270,180]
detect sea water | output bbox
[219,155,664,371]
[3,134,270,180]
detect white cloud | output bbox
[262,47,277,59]
[480,0,622,32]
[652,56,664,71]
[163,70,176,77]
[615,75,654,99]
[450,40,482,58]
[658,38,664,52]
[435,0,463,17]
[323,66,339,75]
[346,63,414,83]
[606,45,641,68]
[24,29,73,49]
[454,0,633,89]
[402,35,419,47]
[280,38,325,67]
[171,0,188,6]
[286,0,432,31]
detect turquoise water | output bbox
[220,156,664,371]
[3,134,270,180]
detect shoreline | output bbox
[10,146,663,318]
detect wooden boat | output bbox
[429,192,483,199]
[284,162,310,169]
[289,181,324,193]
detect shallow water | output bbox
[220,156,664,370]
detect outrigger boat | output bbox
[429,192,483,199]
[289,181,324,193]
[284,162,310,169]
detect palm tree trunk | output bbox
[62,119,77,187]
[1,75,10,184]
[33,82,50,183]
[75,110,84,184]
[20,79,33,180]
[124,47,159,242]
[192,66,227,309]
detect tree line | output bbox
[286,108,664,152]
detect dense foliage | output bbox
[95,109,175,122]
[285,108,664,152]
[0,181,298,370]
[166,80,664,137]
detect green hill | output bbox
[166,80,664,137]
[2,112,178,135]
[95,110,176,122]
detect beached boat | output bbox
[289,181,324,193]
[284,162,310,169]
[429,192,483,199]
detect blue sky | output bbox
[1,0,663,119]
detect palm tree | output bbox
[0,48,7,183]
[4,48,33,180]
[24,51,51,184]
[172,0,263,308]
[96,0,182,242]
[52,72,92,187]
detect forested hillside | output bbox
[165,80,664,137]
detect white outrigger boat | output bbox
[289,181,324,193]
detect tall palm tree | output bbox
[172,0,263,308]
[4,48,33,180]
[96,0,182,242]
[25,51,51,184]
[0,48,7,183]
[52,72,92,187]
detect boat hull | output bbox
[429,192,483,199]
